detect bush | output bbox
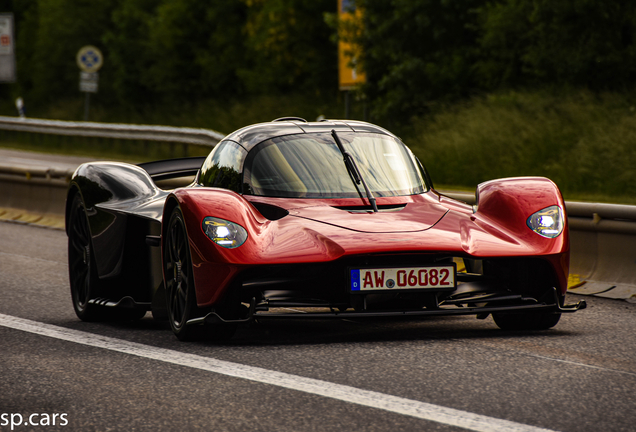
[408,90,636,202]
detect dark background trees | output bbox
[476,0,636,91]
[2,0,636,200]
[1,0,636,127]
[355,0,636,122]
[0,0,337,117]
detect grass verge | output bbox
[407,90,636,204]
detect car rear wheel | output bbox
[164,207,204,341]
[68,193,104,321]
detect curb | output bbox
[568,274,636,303]
[0,207,65,230]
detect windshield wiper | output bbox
[331,129,378,212]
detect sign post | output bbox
[76,45,103,121]
[0,13,16,83]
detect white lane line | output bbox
[0,313,556,432]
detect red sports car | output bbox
[66,118,585,340]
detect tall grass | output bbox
[407,90,636,203]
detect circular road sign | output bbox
[76,45,103,73]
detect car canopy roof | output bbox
[222,120,396,152]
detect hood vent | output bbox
[332,204,406,213]
[251,201,290,221]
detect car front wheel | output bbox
[68,193,104,321]
[164,206,203,341]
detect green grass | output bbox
[407,90,636,204]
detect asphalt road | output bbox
[0,221,635,432]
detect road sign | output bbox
[0,14,13,55]
[0,13,16,82]
[76,46,103,73]
[79,72,99,93]
[76,47,103,121]
[338,0,365,90]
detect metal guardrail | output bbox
[3,162,636,237]
[0,115,634,231]
[442,192,636,234]
[414,192,636,301]
[0,164,74,181]
[566,202,636,235]
[0,115,225,147]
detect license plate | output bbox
[350,265,456,292]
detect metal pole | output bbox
[84,92,90,121]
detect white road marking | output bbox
[0,313,557,432]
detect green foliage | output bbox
[408,90,636,201]
[475,0,533,88]
[477,0,636,89]
[356,0,486,121]
[3,0,636,204]
[102,0,161,106]
[4,0,336,113]
[6,0,636,126]
[16,0,117,105]
[240,0,337,94]
[141,0,247,101]
[351,0,636,125]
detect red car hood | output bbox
[246,195,450,233]
[288,202,448,233]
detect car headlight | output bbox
[527,205,564,238]
[202,217,248,248]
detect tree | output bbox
[240,0,337,95]
[106,0,247,106]
[477,0,636,90]
[18,0,116,106]
[355,0,486,122]
[525,0,636,89]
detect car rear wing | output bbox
[138,157,206,182]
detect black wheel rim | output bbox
[165,212,191,330]
[68,198,92,312]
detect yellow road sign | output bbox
[338,0,366,90]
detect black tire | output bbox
[164,207,203,341]
[492,311,561,330]
[67,193,105,321]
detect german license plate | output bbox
[350,265,456,292]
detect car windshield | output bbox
[243,132,427,198]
